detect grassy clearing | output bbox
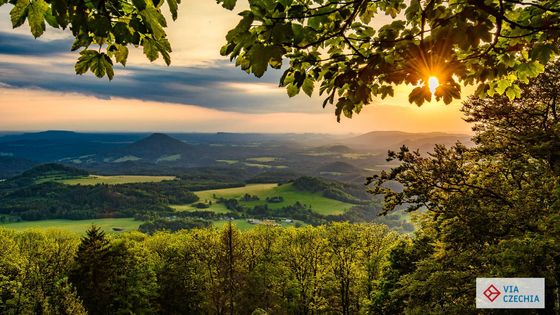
[244,163,288,169]
[156,154,181,163]
[112,155,142,163]
[35,175,78,184]
[212,219,304,231]
[59,175,176,185]
[216,160,239,164]
[0,218,143,234]
[171,204,230,214]
[173,183,352,216]
[246,157,278,163]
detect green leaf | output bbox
[143,38,159,61]
[142,37,172,65]
[225,12,253,42]
[287,83,299,97]
[75,50,114,80]
[75,50,97,75]
[408,86,426,106]
[302,77,314,97]
[167,0,178,20]
[505,84,521,101]
[10,0,29,28]
[51,0,68,28]
[405,0,419,20]
[44,8,59,28]
[71,33,92,51]
[267,46,284,69]
[248,44,268,77]
[140,7,167,40]
[158,38,172,65]
[114,44,129,66]
[132,0,147,10]
[219,0,237,10]
[28,0,48,37]
[530,43,557,64]
[89,53,113,79]
[495,78,511,95]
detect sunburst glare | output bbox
[428,76,439,95]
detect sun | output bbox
[428,76,439,95]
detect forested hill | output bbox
[0,130,470,180]
[292,176,369,203]
[0,164,384,226]
[112,133,192,160]
[0,164,199,220]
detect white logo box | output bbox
[476,278,545,309]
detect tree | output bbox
[0,229,86,315]
[146,232,207,314]
[280,225,329,313]
[367,61,560,313]
[71,227,158,314]
[221,0,560,119]
[2,0,560,118]
[238,226,284,313]
[70,225,114,315]
[1,0,179,80]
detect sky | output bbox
[0,2,472,134]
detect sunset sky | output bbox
[0,2,472,134]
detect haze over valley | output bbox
[0,129,471,233]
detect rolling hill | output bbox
[343,131,473,152]
[108,133,192,161]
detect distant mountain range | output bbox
[344,131,473,152]
[0,130,473,180]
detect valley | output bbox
[0,130,471,234]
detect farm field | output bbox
[173,183,353,215]
[59,175,176,185]
[0,218,304,234]
[171,204,231,214]
[0,218,143,234]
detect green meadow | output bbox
[59,175,176,185]
[0,218,302,234]
[212,219,304,231]
[173,183,353,215]
[0,218,143,234]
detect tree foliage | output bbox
[219,0,560,119]
[367,61,560,313]
[3,0,560,118]
[0,222,399,314]
[1,0,178,79]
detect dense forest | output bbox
[0,223,399,315]
[365,62,560,313]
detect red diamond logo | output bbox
[483,284,501,302]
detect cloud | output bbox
[0,86,472,134]
[0,31,72,56]
[0,30,323,114]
